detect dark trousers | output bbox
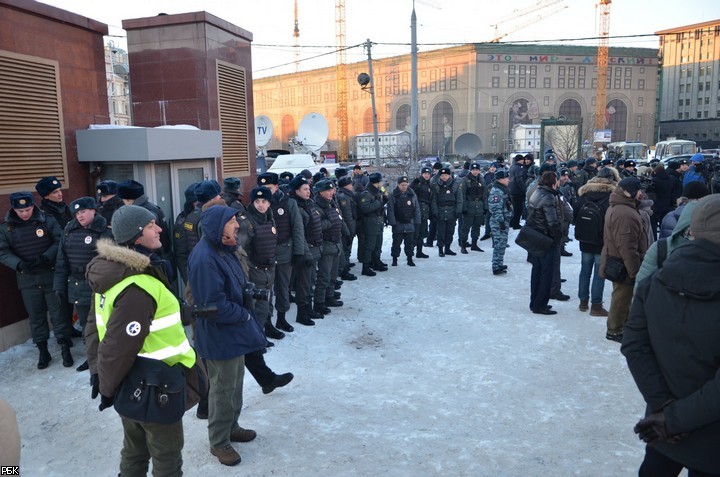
[391,231,415,258]
[639,446,720,477]
[362,232,383,265]
[341,235,354,272]
[415,218,428,246]
[550,243,562,296]
[245,350,275,388]
[530,246,558,311]
[21,285,70,343]
[248,265,274,327]
[120,417,184,477]
[273,261,292,314]
[460,213,483,245]
[427,217,437,243]
[436,218,456,247]
[315,245,340,304]
[510,193,525,227]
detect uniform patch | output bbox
[277,208,285,215]
[126,321,141,336]
[492,196,500,203]
[84,236,93,245]
[446,190,450,194]
[183,222,194,231]
[36,228,44,238]
[271,226,277,234]
[407,200,412,206]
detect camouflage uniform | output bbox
[488,181,513,272]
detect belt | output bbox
[251,262,275,270]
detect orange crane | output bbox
[335,0,348,161]
[293,0,300,72]
[594,0,612,132]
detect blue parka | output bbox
[188,205,265,360]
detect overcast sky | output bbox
[40,0,718,76]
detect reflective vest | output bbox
[95,274,196,368]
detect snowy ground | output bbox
[0,227,657,476]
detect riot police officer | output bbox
[460,163,486,254]
[488,170,514,275]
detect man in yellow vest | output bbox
[85,205,196,476]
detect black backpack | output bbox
[574,200,604,245]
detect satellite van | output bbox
[268,113,338,175]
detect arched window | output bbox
[559,98,582,120]
[605,99,628,142]
[431,101,453,155]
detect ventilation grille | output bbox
[0,50,67,195]
[217,61,250,177]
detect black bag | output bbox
[574,200,604,245]
[114,357,186,424]
[604,256,628,282]
[515,224,554,256]
[184,359,208,412]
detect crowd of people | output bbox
[0,147,718,474]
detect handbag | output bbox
[604,256,628,282]
[515,224,554,256]
[114,357,186,424]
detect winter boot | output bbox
[470,240,484,252]
[444,245,457,256]
[590,303,609,317]
[60,338,74,368]
[578,300,589,312]
[264,321,285,340]
[276,312,294,332]
[480,232,491,241]
[340,269,357,281]
[36,341,51,369]
[407,257,416,266]
[438,245,445,257]
[391,257,398,266]
[460,244,468,254]
[314,302,331,315]
[306,302,324,319]
[295,305,315,326]
[326,299,343,307]
[415,245,429,259]
[425,239,433,247]
[361,264,376,276]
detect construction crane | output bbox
[594,0,612,132]
[335,0,348,161]
[293,0,300,72]
[490,0,567,43]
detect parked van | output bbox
[654,140,696,162]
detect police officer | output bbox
[53,197,112,372]
[358,172,387,276]
[460,163,486,254]
[96,180,124,227]
[387,175,420,266]
[238,186,284,340]
[0,192,70,369]
[431,167,463,257]
[425,161,444,247]
[258,172,306,333]
[488,170,513,275]
[336,176,359,279]
[36,176,72,229]
[220,177,246,214]
[313,179,344,314]
[410,167,432,259]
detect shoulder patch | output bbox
[126,321,142,336]
[183,221,194,231]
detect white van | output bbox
[654,140,697,161]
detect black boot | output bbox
[76,360,89,372]
[340,270,357,281]
[60,338,74,368]
[276,312,294,333]
[295,305,315,326]
[407,257,416,266]
[371,260,388,271]
[314,302,331,315]
[444,245,457,256]
[361,264,376,276]
[470,240,484,252]
[265,321,285,340]
[415,245,429,258]
[391,257,398,266]
[326,299,343,307]
[480,232,491,241]
[36,341,51,369]
[306,302,324,319]
[460,245,468,254]
[438,246,445,257]
[425,239,433,247]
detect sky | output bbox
[39,0,718,77]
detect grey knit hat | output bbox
[690,195,720,246]
[111,205,156,245]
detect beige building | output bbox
[656,19,720,148]
[253,43,659,159]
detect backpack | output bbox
[574,200,604,245]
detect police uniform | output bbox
[460,166,486,252]
[488,172,514,273]
[172,183,201,284]
[221,176,247,214]
[410,167,432,257]
[387,176,420,265]
[336,178,358,278]
[358,174,386,274]
[313,179,344,314]
[430,168,463,256]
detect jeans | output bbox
[530,246,558,311]
[578,252,605,304]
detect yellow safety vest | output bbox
[95,274,196,368]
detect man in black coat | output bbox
[622,194,720,476]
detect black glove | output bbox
[54,290,67,307]
[90,373,100,399]
[98,394,114,412]
[633,411,685,446]
[499,222,506,231]
[17,261,32,273]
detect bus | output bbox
[606,142,648,163]
[653,140,697,161]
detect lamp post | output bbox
[359,39,381,167]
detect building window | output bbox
[624,78,631,89]
[568,78,575,88]
[493,64,500,71]
[544,77,551,88]
[578,78,585,89]
[492,96,498,106]
[558,78,565,88]
[509,65,516,75]
[638,97,644,107]
[545,65,551,72]
[638,79,645,89]
[544,96,550,106]
[429,82,436,92]
[422,118,426,131]
[637,115,642,128]
[529,65,537,76]
[492,77,500,88]
[421,100,427,110]
[559,66,565,77]
[519,76,526,88]
[686,98,690,105]
[704,111,709,118]
[439,80,446,91]
[705,97,710,104]
[508,77,516,88]
[449,77,457,89]
[614,78,621,89]
[569,66,575,76]
[592,78,598,89]
[519,65,526,75]
[421,83,427,93]
[700,83,704,91]
[579,66,586,76]
[697,111,702,118]
[678,112,684,119]
[680,84,685,93]
[492,115,498,128]
[625,67,632,77]
[491,132,497,147]
[698,98,703,106]
[529,77,536,88]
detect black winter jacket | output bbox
[526,185,562,242]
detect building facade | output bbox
[656,20,720,149]
[253,43,659,160]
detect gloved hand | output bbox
[499,222,506,231]
[90,373,100,400]
[16,261,33,273]
[54,290,67,307]
[98,394,114,412]
[633,411,685,446]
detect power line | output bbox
[253,42,365,73]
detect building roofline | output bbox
[655,19,720,35]
[0,0,108,35]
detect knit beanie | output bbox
[690,195,720,245]
[111,205,155,245]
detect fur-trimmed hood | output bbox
[578,177,616,197]
[86,238,150,294]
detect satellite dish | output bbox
[254,115,274,152]
[291,112,328,154]
[454,133,483,158]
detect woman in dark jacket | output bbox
[525,171,562,315]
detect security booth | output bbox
[76,125,222,222]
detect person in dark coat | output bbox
[410,167,432,258]
[508,154,529,229]
[459,163,486,253]
[96,180,124,227]
[358,172,387,275]
[0,192,70,369]
[649,163,675,240]
[387,175,421,266]
[665,161,684,207]
[430,167,463,257]
[336,176,359,279]
[622,194,720,477]
[172,182,200,284]
[659,181,709,239]
[36,176,72,229]
[312,179,345,314]
[221,177,247,214]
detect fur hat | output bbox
[96,180,118,196]
[300,169,313,180]
[288,176,308,191]
[184,183,198,203]
[618,177,642,197]
[439,167,452,175]
[690,195,720,245]
[494,170,509,180]
[312,172,325,184]
[421,167,432,174]
[597,166,619,182]
[111,205,155,245]
[369,172,382,184]
[432,162,443,170]
[338,176,353,188]
[314,179,336,192]
[117,180,144,200]
[10,191,34,209]
[682,181,709,200]
[251,186,271,202]
[70,197,97,213]
[513,154,525,162]
[397,175,409,183]
[279,171,294,181]
[194,180,222,204]
[470,163,481,170]
[585,157,597,165]
[223,177,242,193]
[334,167,348,179]
[257,172,279,186]
[567,160,578,168]
[35,177,62,197]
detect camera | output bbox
[242,282,269,311]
